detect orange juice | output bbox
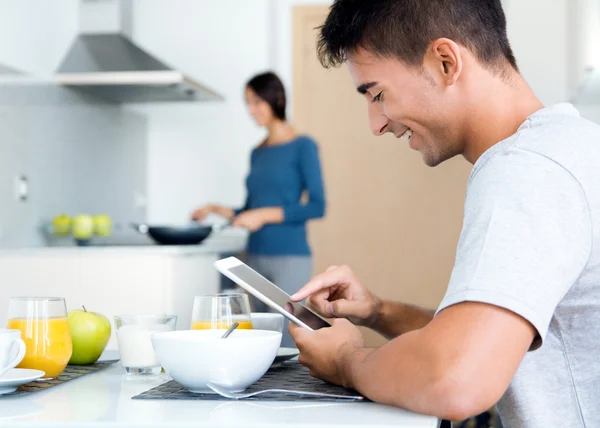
[191,320,253,330]
[7,317,72,378]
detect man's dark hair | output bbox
[247,72,287,121]
[317,0,518,72]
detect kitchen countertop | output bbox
[0,352,440,428]
[0,236,248,257]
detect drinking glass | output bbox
[191,294,253,330]
[7,297,72,379]
[114,314,177,375]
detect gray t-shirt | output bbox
[437,104,600,427]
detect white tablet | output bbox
[214,257,331,330]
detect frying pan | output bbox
[131,222,230,246]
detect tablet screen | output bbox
[228,264,331,330]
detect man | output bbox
[288,0,600,426]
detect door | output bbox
[293,6,472,345]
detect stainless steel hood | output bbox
[55,0,223,103]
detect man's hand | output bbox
[289,319,367,388]
[290,265,382,327]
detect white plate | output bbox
[0,368,45,395]
[273,347,300,364]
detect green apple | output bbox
[92,214,112,237]
[72,214,94,240]
[52,213,72,236]
[68,306,112,365]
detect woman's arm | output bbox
[191,204,235,221]
[214,205,236,219]
[232,138,326,231]
[281,138,326,223]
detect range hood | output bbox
[55,0,223,103]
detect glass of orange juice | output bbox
[7,297,73,379]
[191,294,253,330]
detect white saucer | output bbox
[273,347,300,364]
[0,368,45,395]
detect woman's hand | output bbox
[232,207,283,232]
[191,205,234,221]
[232,209,268,232]
[191,205,215,221]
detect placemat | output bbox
[133,360,365,402]
[1,360,119,398]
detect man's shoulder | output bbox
[470,145,567,188]
[472,120,599,190]
[465,142,590,218]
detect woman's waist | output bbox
[247,230,311,255]
[251,223,307,237]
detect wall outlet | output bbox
[14,175,28,202]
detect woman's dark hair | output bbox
[318,0,518,73]
[246,72,287,121]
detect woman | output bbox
[191,72,326,346]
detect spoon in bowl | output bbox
[221,322,239,339]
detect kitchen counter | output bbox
[0,237,247,349]
[0,352,440,428]
[0,240,245,256]
[4,229,249,256]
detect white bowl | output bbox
[251,313,284,333]
[151,329,282,393]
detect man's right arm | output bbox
[369,300,435,339]
[291,265,435,338]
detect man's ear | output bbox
[425,38,463,86]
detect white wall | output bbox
[271,0,333,120]
[505,0,571,105]
[578,105,600,123]
[0,91,148,247]
[0,1,148,247]
[0,0,78,76]
[128,0,271,223]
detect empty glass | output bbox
[191,294,253,330]
[114,314,177,376]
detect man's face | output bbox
[347,49,464,167]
